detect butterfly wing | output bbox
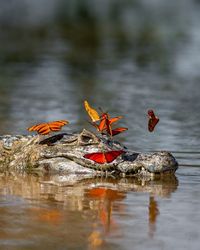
[99,118,113,136]
[52,120,69,126]
[98,118,107,132]
[148,109,155,118]
[111,127,128,136]
[49,120,69,132]
[99,115,124,136]
[28,123,49,135]
[84,150,124,164]
[84,100,100,122]
[109,116,122,125]
[37,124,51,135]
[105,119,113,136]
[148,117,159,132]
[28,123,46,132]
[104,150,124,163]
[49,124,62,132]
[83,152,106,164]
[100,116,123,131]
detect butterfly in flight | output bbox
[27,120,69,135]
[84,100,100,122]
[83,150,124,164]
[147,109,159,132]
[84,100,127,137]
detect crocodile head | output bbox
[37,129,178,176]
[0,129,178,177]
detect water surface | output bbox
[0,167,199,250]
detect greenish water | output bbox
[0,1,200,249]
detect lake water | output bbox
[0,1,200,249]
[0,167,200,250]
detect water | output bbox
[0,0,200,249]
[0,170,199,250]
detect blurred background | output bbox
[0,0,200,153]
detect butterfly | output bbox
[110,127,128,136]
[88,112,123,136]
[83,150,124,164]
[84,101,126,137]
[84,100,100,122]
[99,113,122,131]
[98,113,123,137]
[147,109,159,132]
[27,120,69,135]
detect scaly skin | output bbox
[0,129,178,176]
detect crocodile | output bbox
[0,129,178,177]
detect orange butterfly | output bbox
[83,150,124,164]
[99,113,122,131]
[91,113,125,137]
[97,113,122,137]
[147,110,159,132]
[84,100,100,122]
[28,120,69,135]
[84,101,126,137]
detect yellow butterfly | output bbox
[84,100,100,122]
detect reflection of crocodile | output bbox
[0,171,178,248]
[0,172,178,201]
[0,129,178,176]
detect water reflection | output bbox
[148,196,159,238]
[0,172,178,249]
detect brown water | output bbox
[0,169,200,250]
[1,1,200,249]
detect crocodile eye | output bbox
[78,129,99,145]
[81,135,93,143]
